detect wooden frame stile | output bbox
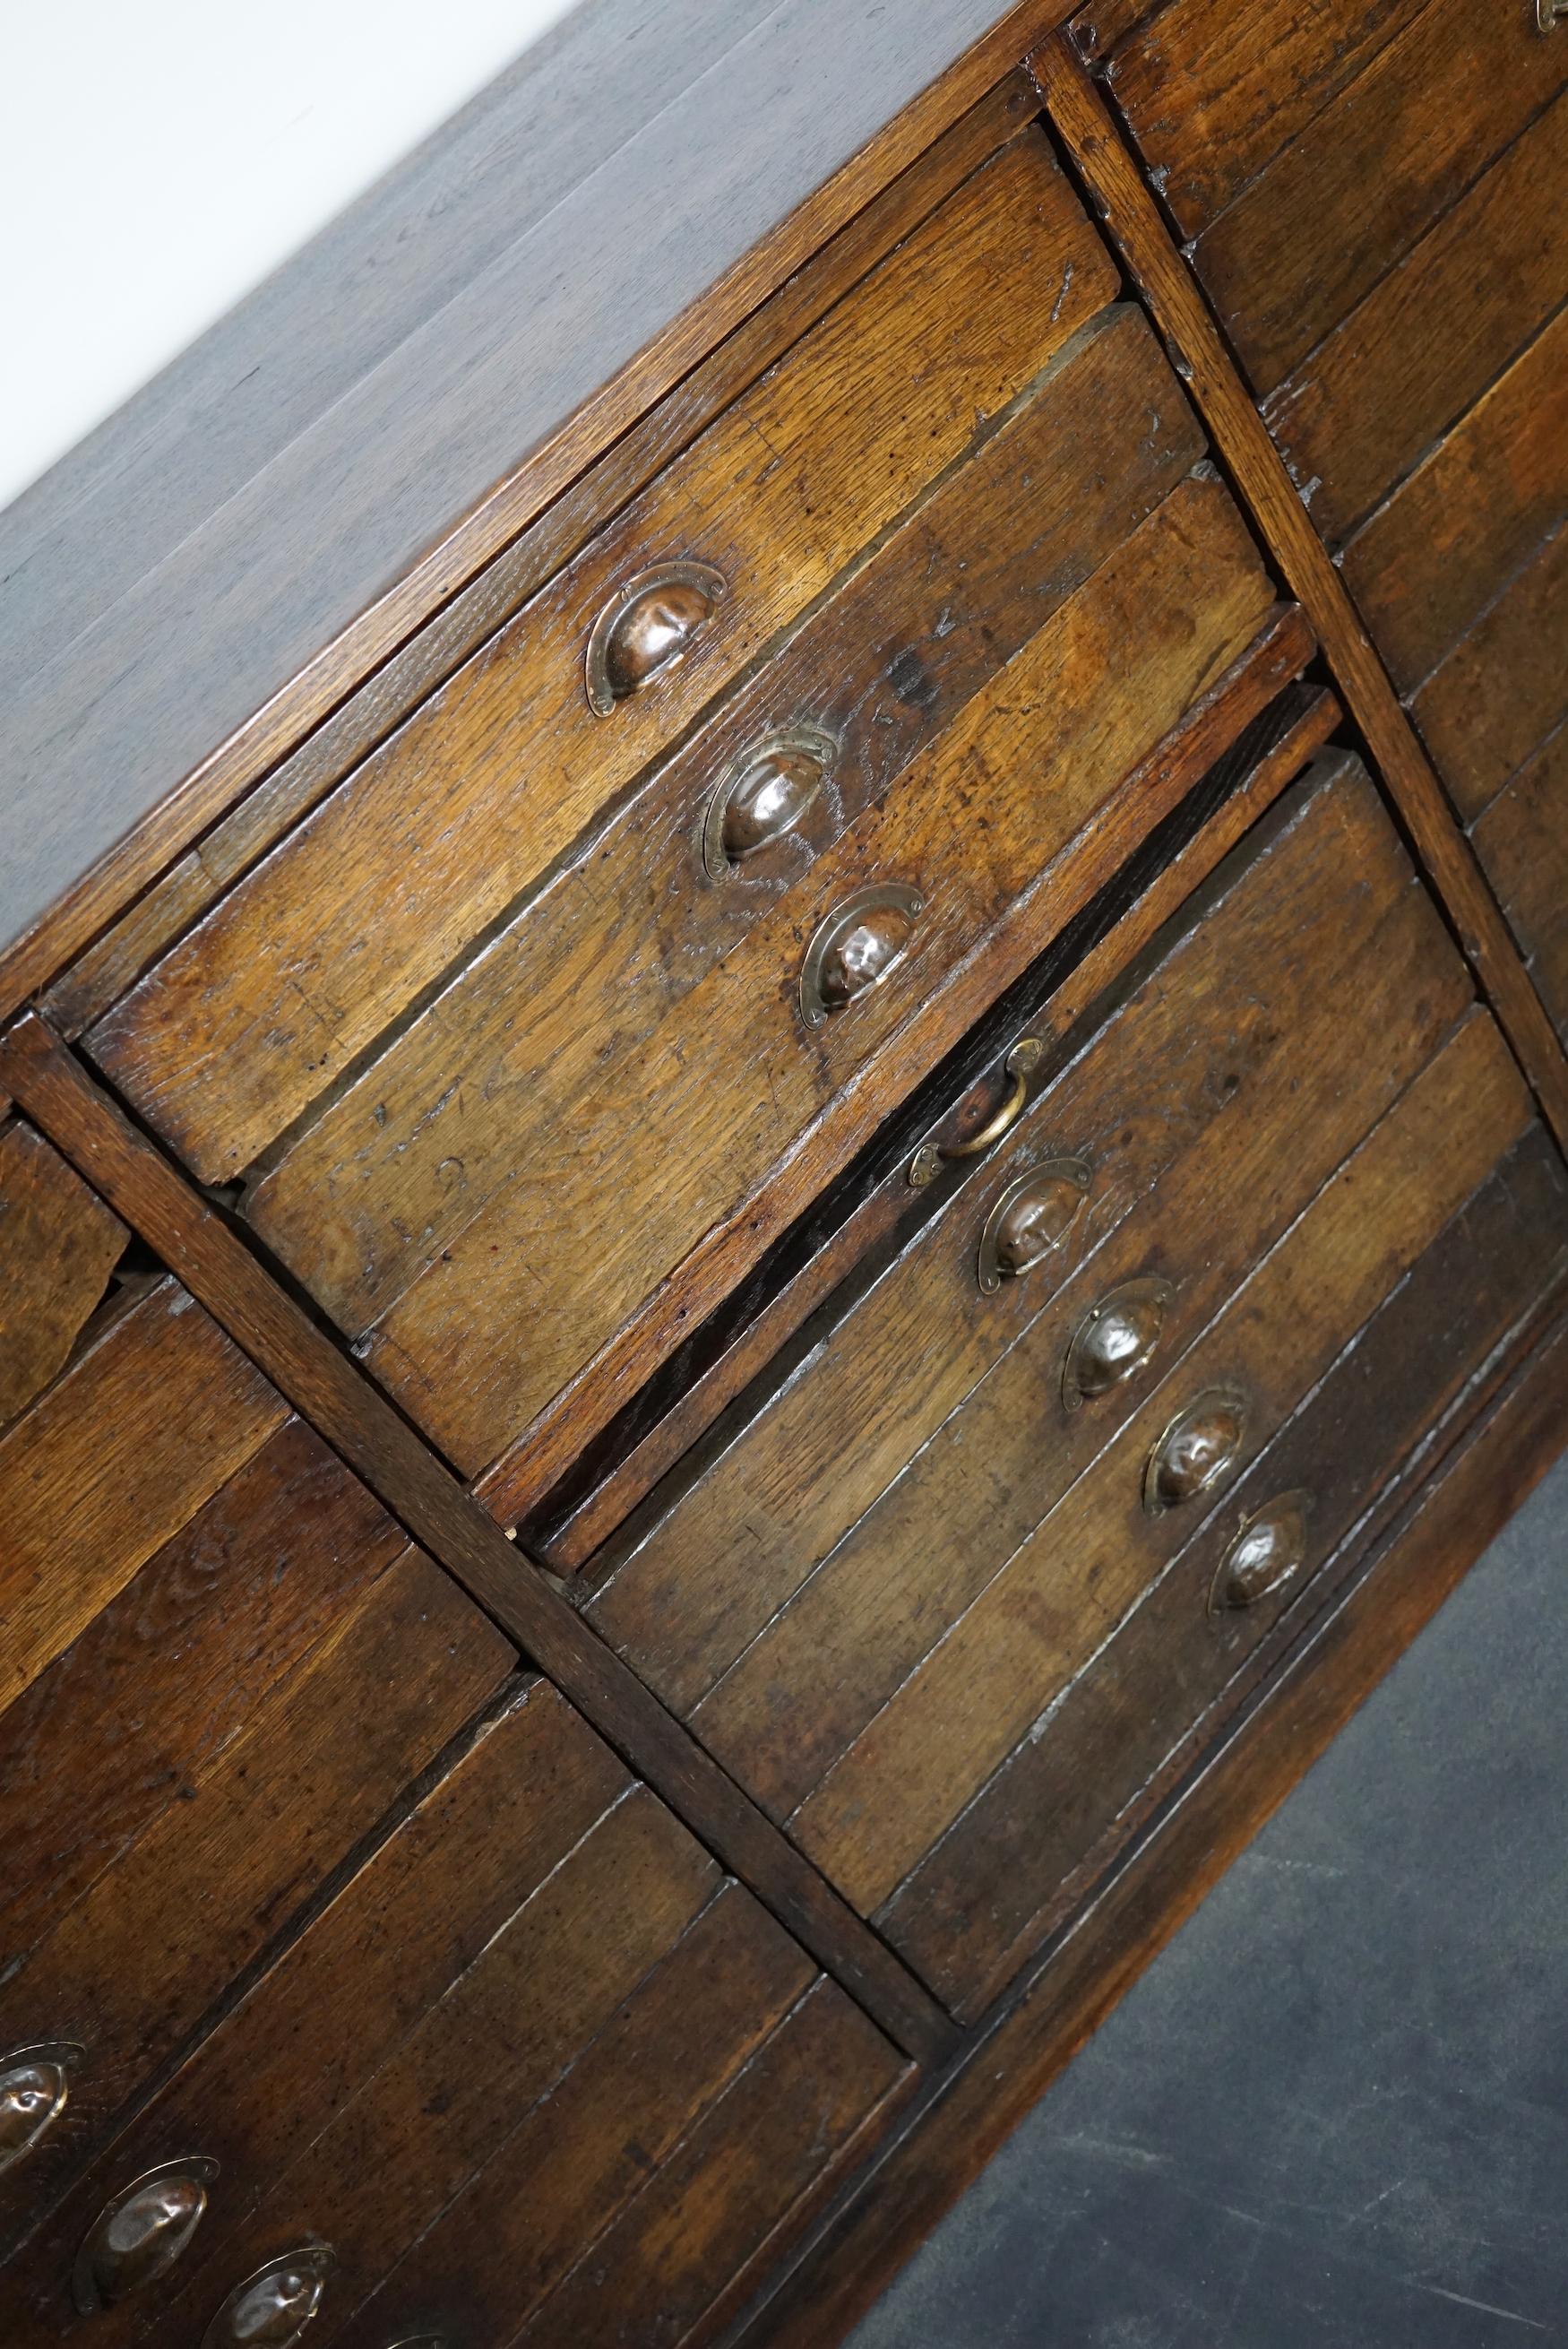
[1026,34,1568,1158]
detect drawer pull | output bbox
[585,561,727,715]
[909,1038,1045,1187]
[1062,1275,1173,1409]
[702,729,834,877]
[1143,1384,1249,1516]
[1537,0,1565,30]
[0,2041,82,2175]
[73,2158,220,2311]
[978,1157,1092,1293]
[1212,1491,1312,1611]
[799,884,924,1025]
[201,2247,336,2349]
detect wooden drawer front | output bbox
[1474,730,1568,1049]
[9,1685,907,2349]
[884,1110,1568,2015]
[588,763,1534,2004]
[86,127,1116,1184]
[1101,0,1568,393]
[290,471,1273,1498]
[85,134,1285,1507]
[0,1276,513,2240]
[0,1119,126,1428]
[588,756,1469,1713]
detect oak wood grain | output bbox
[733,1308,1568,2349]
[37,77,1038,1044]
[1472,724,1568,1047]
[9,1685,632,2349]
[1189,0,1568,395]
[0,1549,512,2241]
[0,0,1075,1023]
[0,1417,404,1994]
[0,1012,956,2067]
[0,1119,125,1427]
[1411,520,1568,821]
[1031,33,1568,1153]
[883,1121,1568,2013]
[356,475,1272,1483]
[1339,304,1568,695]
[543,678,1337,1571]
[788,1007,1528,1930]
[0,1280,288,1709]
[1094,0,1428,236]
[244,303,1202,1343]
[89,134,1115,1185]
[589,760,1466,1720]
[1261,91,1568,545]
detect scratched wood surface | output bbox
[0,0,1068,1001]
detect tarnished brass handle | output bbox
[799,884,924,1025]
[585,561,727,715]
[1062,1275,1173,1410]
[908,1039,1045,1186]
[73,2159,219,2311]
[1143,1384,1248,1517]
[0,2042,82,2175]
[1211,1490,1312,1612]
[702,729,834,877]
[1537,0,1565,30]
[977,1158,1092,1293]
[201,2248,336,2349]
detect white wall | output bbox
[2,0,580,509]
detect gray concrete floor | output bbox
[850,1447,1568,2348]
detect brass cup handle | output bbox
[909,1039,1044,1187]
[1143,1384,1249,1517]
[1211,1490,1312,1612]
[73,2158,220,2311]
[1538,0,1565,30]
[0,2041,82,2175]
[799,884,924,1025]
[585,561,727,715]
[977,1157,1091,1293]
[1062,1275,1173,1410]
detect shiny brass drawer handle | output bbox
[585,560,727,715]
[73,2158,220,2311]
[977,1157,1092,1294]
[201,2248,336,2349]
[1143,1384,1249,1517]
[909,1038,1044,1187]
[799,883,924,1025]
[1211,1490,1312,1611]
[702,728,834,877]
[1062,1275,1173,1410]
[1537,0,1565,30]
[0,2041,82,2175]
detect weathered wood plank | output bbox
[1262,91,1568,545]
[883,1122,1568,2014]
[0,1280,289,1708]
[788,1009,1529,1920]
[0,1120,125,1426]
[1472,723,1568,1047]
[1191,0,1568,395]
[89,134,1114,1184]
[362,478,1272,1480]
[1339,305,1568,694]
[1411,520,1568,821]
[1098,0,1428,237]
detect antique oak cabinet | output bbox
[2,2,1566,2342]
